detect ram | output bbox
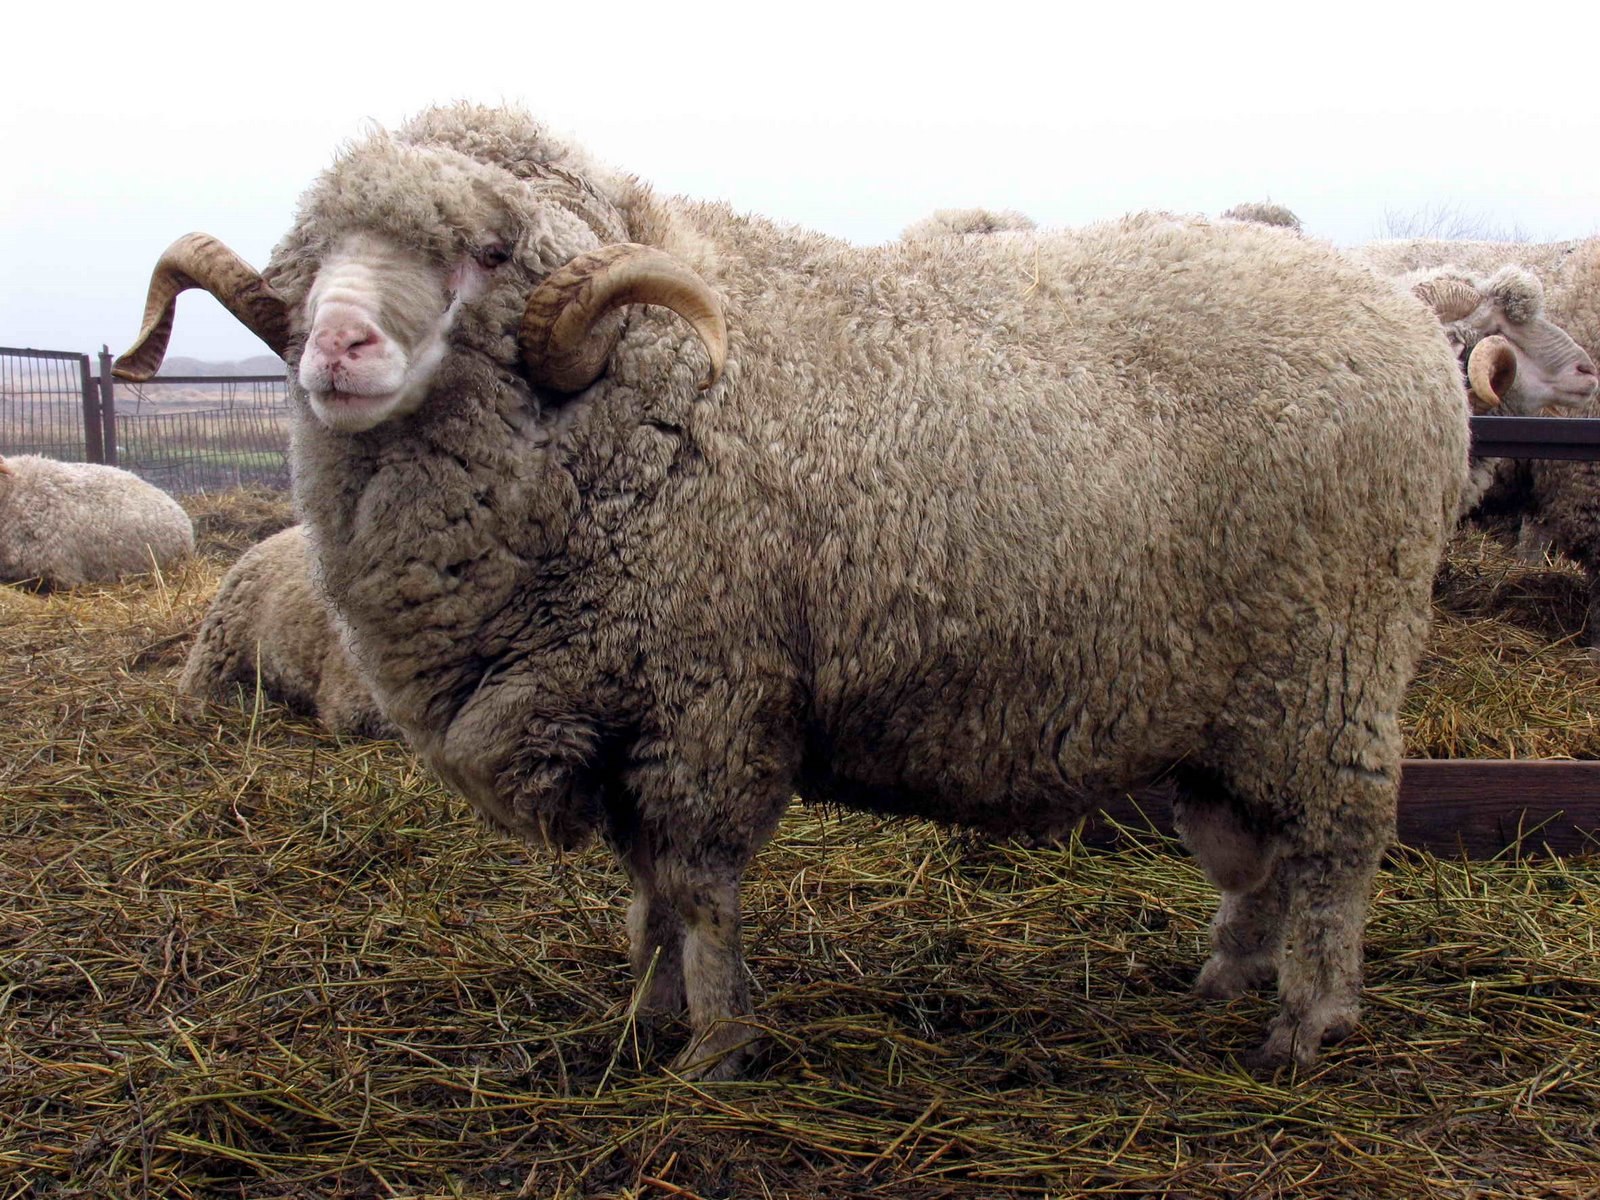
[0,454,193,589]
[120,104,1467,1079]
[1361,239,1600,647]
[180,525,393,738]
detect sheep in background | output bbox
[119,103,1468,1079]
[1403,264,1596,419]
[1220,201,1303,234]
[1361,239,1600,648]
[1359,238,1600,373]
[901,207,1036,241]
[180,525,394,738]
[0,454,193,589]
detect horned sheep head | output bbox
[1410,265,1597,416]
[114,118,727,435]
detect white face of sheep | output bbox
[297,233,499,433]
[1462,314,1597,416]
[1415,273,1598,416]
[111,232,728,422]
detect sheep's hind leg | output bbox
[617,844,687,1016]
[1250,763,1394,1069]
[1248,800,1388,1068]
[658,865,760,1081]
[1173,775,1287,1000]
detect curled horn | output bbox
[1411,276,1482,323]
[1467,335,1517,410]
[520,243,727,394]
[114,234,291,382]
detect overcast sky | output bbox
[5,1,1598,362]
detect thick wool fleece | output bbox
[0,455,193,588]
[901,207,1037,241]
[1221,202,1303,234]
[274,107,1467,1074]
[180,525,392,738]
[1362,238,1600,645]
[1362,239,1600,378]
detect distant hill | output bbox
[159,354,287,377]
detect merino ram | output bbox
[119,104,1468,1078]
[1361,239,1600,646]
[0,454,193,589]
[180,525,394,738]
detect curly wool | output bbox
[1220,202,1303,234]
[180,525,393,738]
[250,104,1470,1073]
[0,455,193,589]
[901,207,1038,241]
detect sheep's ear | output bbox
[116,234,292,382]
[0,457,11,475]
[520,243,727,394]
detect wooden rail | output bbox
[1470,413,1600,460]
[1089,761,1600,858]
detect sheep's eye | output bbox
[475,243,511,270]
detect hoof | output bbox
[635,975,688,1017]
[1246,1006,1358,1070]
[1193,953,1275,1001]
[670,1025,758,1082]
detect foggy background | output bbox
[5,1,1597,363]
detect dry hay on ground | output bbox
[1406,529,1600,760]
[0,499,1596,1199]
[181,485,296,561]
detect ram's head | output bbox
[1411,266,1597,416]
[115,137,726,434]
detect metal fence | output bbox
[0,346,287,493]
[0,347,101,463]
[111,371,291,493]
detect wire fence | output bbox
[0,347,289,494]
[112,374,291,493]
[0,347,97,462]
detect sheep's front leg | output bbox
[658,868,756,1081]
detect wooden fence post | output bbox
[97,346,117,466]
[78,353,104,464]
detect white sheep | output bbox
[119,103,1468,1079]
[900,207,1037,241]
[0,454,194,589]
[1359,239,1600,647]
[1219,201,1303,234]
[180,525,393,738]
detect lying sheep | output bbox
[180,525,393,737]
[119,103,1468,1078]
[0,454,193,589]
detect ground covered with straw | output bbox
[1,491,1596,1199]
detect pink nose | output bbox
[312,320,382,364]
[1576,360,1597,377]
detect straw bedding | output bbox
[1,491,1595,1199]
